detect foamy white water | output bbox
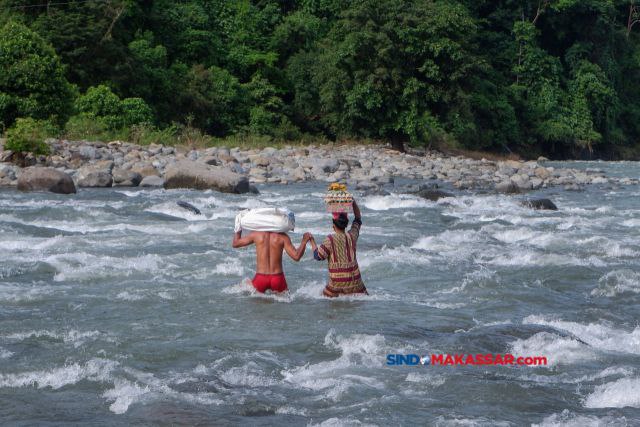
[1,162,640,424]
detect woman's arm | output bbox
[353,199,361,221]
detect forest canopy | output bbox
[1,0,640,159]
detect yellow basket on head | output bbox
[324,183,353,213]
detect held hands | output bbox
[303,232,316,247]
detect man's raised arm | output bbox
[232,230,255,248]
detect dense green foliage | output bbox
[1,0,640,158]
[5,117,55,155]
[0,21,74,129]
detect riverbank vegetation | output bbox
[1,0,640,159]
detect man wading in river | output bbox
[232,230,311,293]
[309,200,368,297]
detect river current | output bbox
[1,161,639,426]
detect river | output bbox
[1,161,639,425]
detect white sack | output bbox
[234,207,295,233]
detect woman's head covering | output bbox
[332,212,349,230]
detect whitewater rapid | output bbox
[1,162,640,425]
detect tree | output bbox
[0,21,74,129]
[179,65,246,136]
[311,0,479,150]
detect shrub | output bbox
[64,114,116,141]
[120,98,154,127]
[75,85,154,130]
[5,117,57,155]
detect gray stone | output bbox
[76,162,113,187]
[139,175,164,187]
[229,163,247,175]
[201,156,219,166]
[318,158,339,173]
[521,199,558,211]
[564,184,583,191]
[132,163,159,177]
[495,180,520,194]
[176,201,201,215]
[591,177,608,184]
[345,159,362,169]
[530,177,543,189]
[0,164,17,180]
[218,152,237,163]
[252,156,271,167]
[77,170,113,187]
[164,160,250,193]
[510,174,532,190]
[78,145,97,160]
[291,167,306,181]
[113,169,142,187]
[355,180,379,191]
[17,167,76,194]
[148,144,163,155]
[0,150,14,162]
[415,189,454,201]
[0,176,14,187]
[534,167,551,180]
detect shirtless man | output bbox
[232,230,311,293]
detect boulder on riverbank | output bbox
[495,181,520,194]
[17,167,76,194]
[163,160,250,193]
[139,175,164,187]
[76,161,114,187]
[113,169,142,187]
[3,139,638,192]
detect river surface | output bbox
[1,161,640,426]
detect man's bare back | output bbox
[232,229,311,292]
[252,231,294,274]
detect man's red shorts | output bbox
[251,273,288,293]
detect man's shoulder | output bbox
[273,232,291,241]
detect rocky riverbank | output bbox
[0,139,637,194]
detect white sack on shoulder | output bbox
[235,207,295,232]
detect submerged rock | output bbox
[17,167,76,194]
[521,198,558,211]
[176,201,201,215]
[164,160,250,193]
[415,189,454,201]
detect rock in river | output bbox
[415,189,454,201]
[521,198,558,211]
[17,167,76,194]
